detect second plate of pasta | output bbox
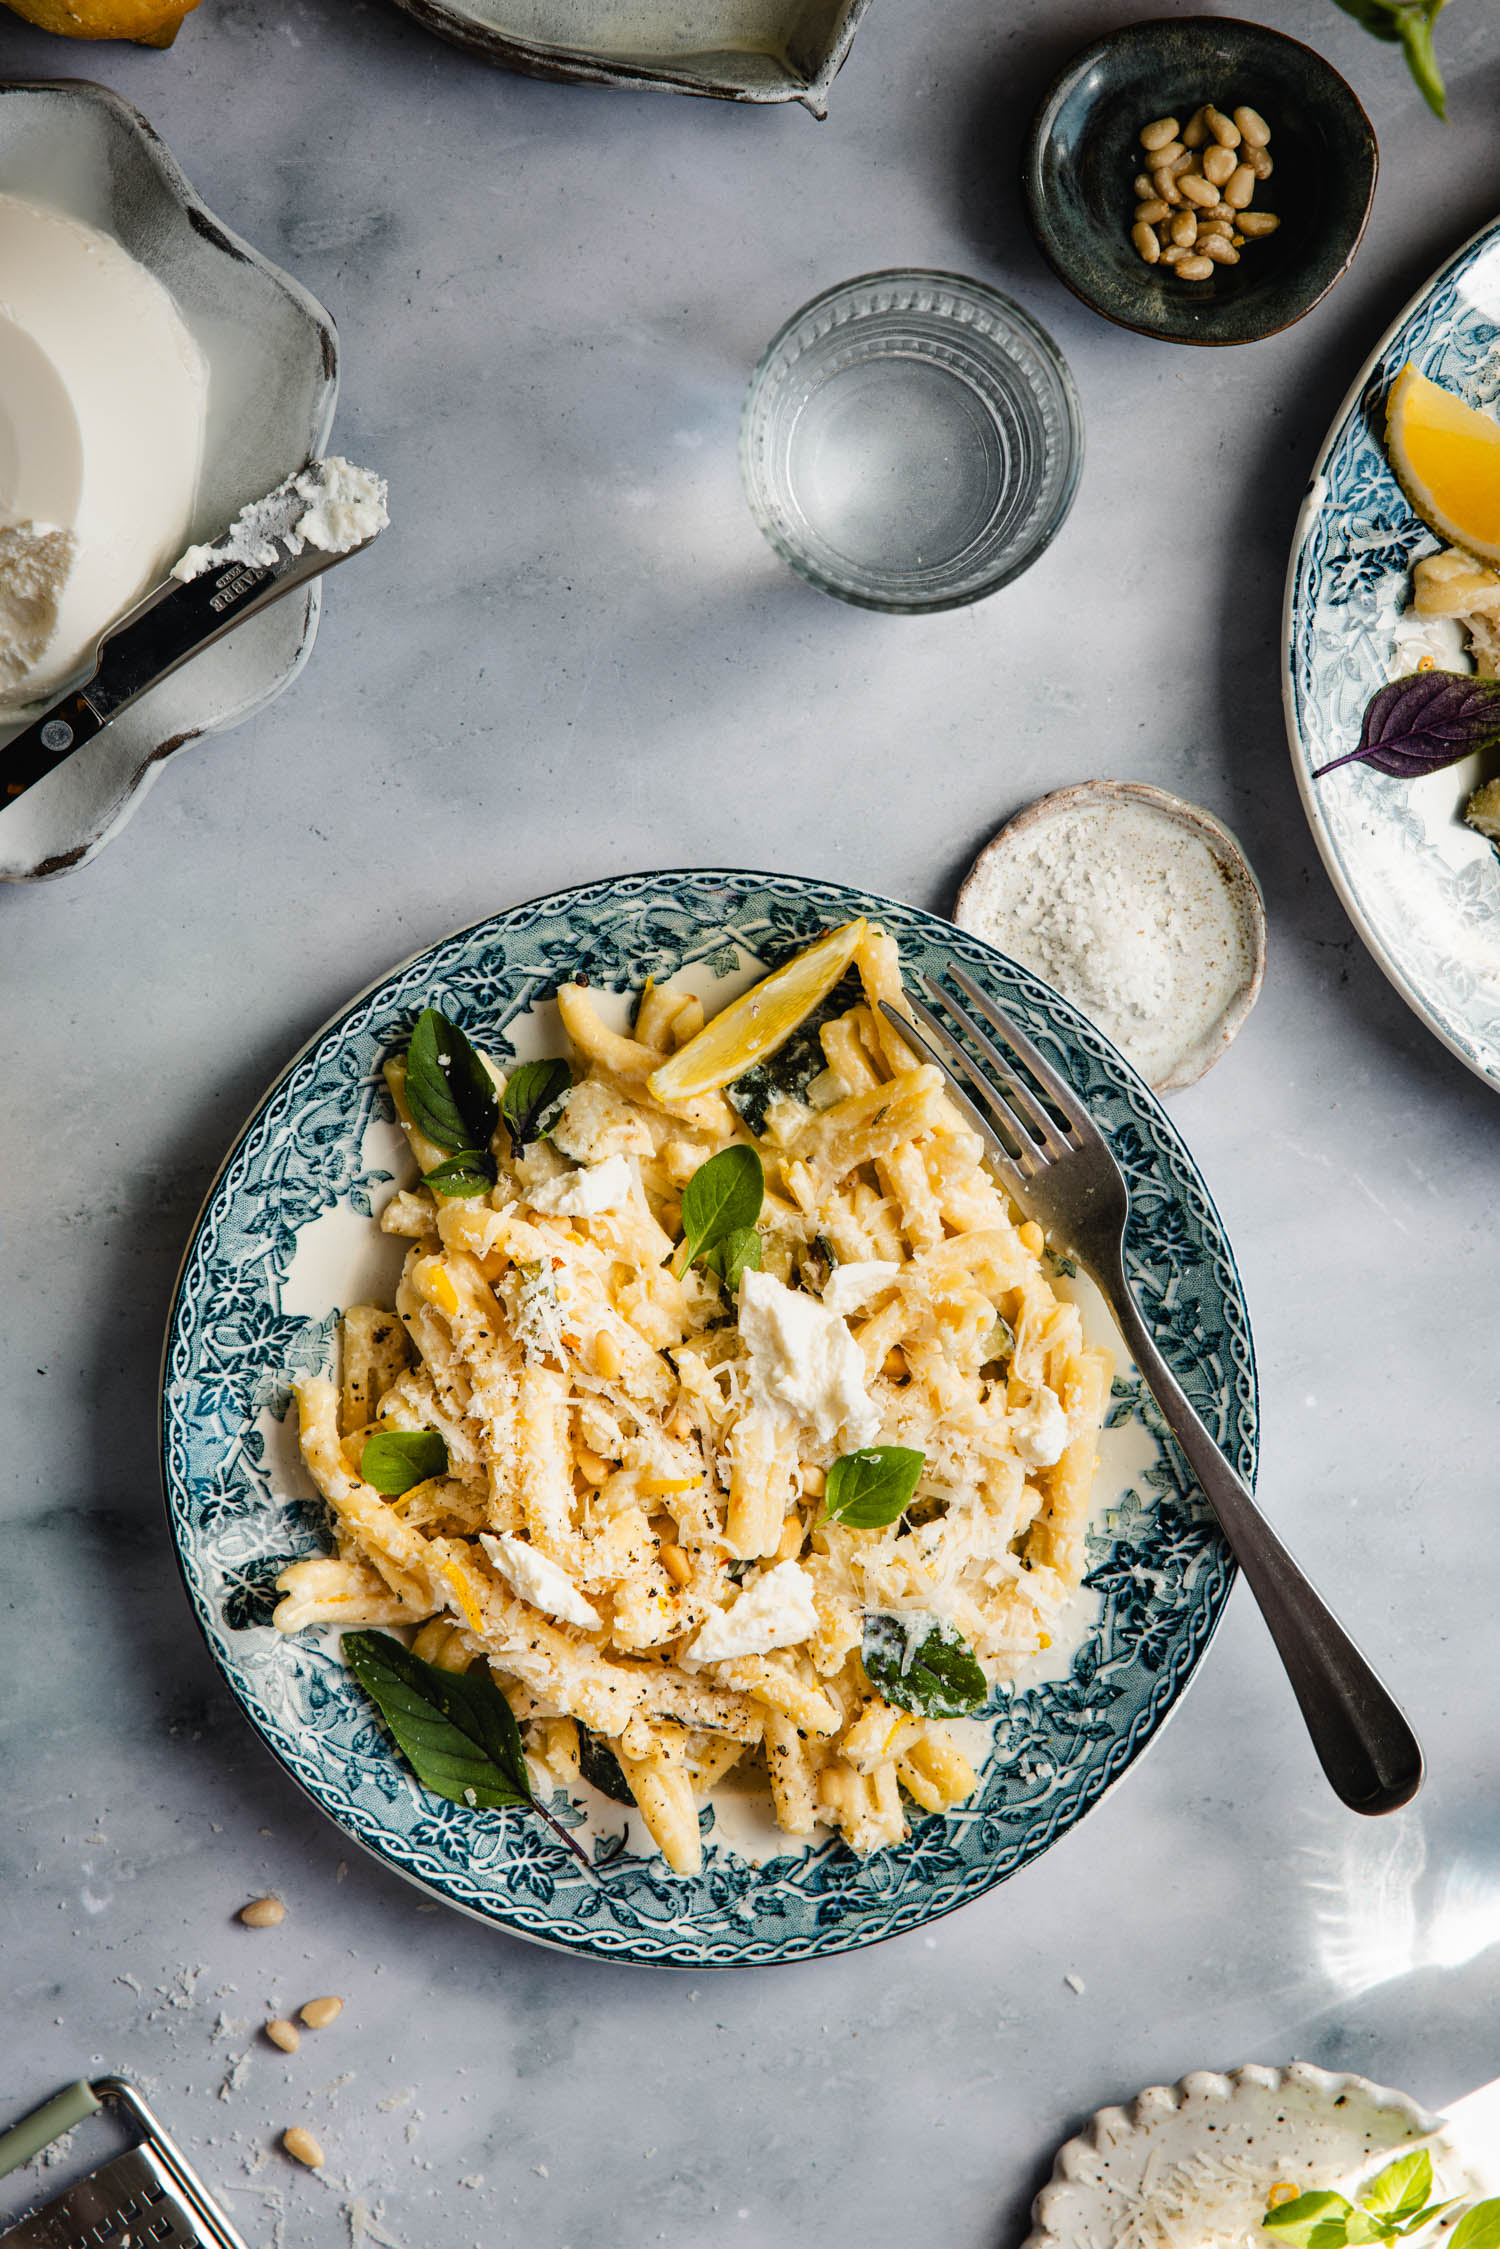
[160,868,1256,1968]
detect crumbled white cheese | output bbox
[173,456,387,581]
[0,524,76,694]
[527,1153,635,1218]
[1391,607,1471,676]
[480,1533,600,1629]
[820,1260,900,1318]
[553,1080,654,1164]
[1010,1386,1069,1470]
[688,1561,819,1662]
[738,1269,880,1449]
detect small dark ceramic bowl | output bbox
[1023,16,1377,346]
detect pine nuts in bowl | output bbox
[1022,16,1377,346]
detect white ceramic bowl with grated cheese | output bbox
[955,781,1267,1095]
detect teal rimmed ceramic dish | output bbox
[159,869,1256,1969]
[1023,17,1376,348]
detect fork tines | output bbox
[879,973,1087,1185]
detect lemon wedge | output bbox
[1387,362,1500,566]
[647,919,867,1103]
[2,0,201,39]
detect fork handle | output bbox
[1105,1273,1423,1816]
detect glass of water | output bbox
[740,269,1083,613]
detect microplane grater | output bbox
[0,2080,248,2249]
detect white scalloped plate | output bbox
[1025,2063,1483,2249]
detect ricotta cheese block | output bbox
[689,1560,820,1663]
[738,1268,880,1450]
[0,193,209,709]
[1009,1385,1069,1470]
[480,1533,601,1630]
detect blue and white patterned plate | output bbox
[159,870,1256,1969]
[1284,216,1500,1091]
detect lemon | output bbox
[1387,362,1500,567]
[2,0,201,42]
[647,919,867,1103]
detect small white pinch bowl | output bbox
[1023,2061,1484,2249]
[0,82,339,883]
[955,780,1267,1095]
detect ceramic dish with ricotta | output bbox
[160,868,1257,1968]
[0,81,338,882]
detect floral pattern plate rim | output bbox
[158,869,1258,1970]
[1023,2061,1479,2249]
[1283,214,1500,1092]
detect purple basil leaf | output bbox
[1315,671,1500,780]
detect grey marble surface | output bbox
[4,2,1500,2243]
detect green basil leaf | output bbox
[405,1008,500,1161]
[704,1226,762,1294]
[861,1611,987,1719]
[1451,2203,1500,2249]
[361,1429,448,1495]
[500,1057,574,1149]
[1264,2194,1356,2246]
[823,1446,926,1530]
[1396,2209,1458,2240]
[1345,2212,1386,2246]
[677,1144,764,1272]
[342,1629,532,1808]
[1363,2155,1433,2226]
[422,1155,494,1198]
[983,1313,1015,1366]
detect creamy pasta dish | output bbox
[273,922,1111,1875]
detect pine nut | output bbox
[1139,116,1181,151]
[576,1445,610,1486]
[1179,173,1218,207]
[1170,209,1198,248]
[1244,143,1273,179]
[1159,243,1188,264]
[593,1330,622,1380]
[1146,140,1184,170]
[659,1543,691,1587]
[240,1896,285,1928]
[1236,209,1280,236]
[1206,200,1238,222]
[1176,254,1215,280]
[1198,216,1233,237]
[282,2128,324,2170]
[1135,199,1172,225]
[1131,221,1161,263]
[800,1463,826,1498]
[299,1995,343,2029]
[1152,167,1184,205]
[1233,104,1271,146]
[1203,105,1241,148]
[265,2019,300,2053]
[1198,234,1239,264]
[1202,143,1237,186]
[1133,172,1158,199]
[1182,107,1210,148]
[1224,164,1256,208]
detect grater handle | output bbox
[0,2083,101,2182]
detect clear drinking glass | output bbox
[740,269,1084,613]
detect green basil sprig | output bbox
[822,1446,925,1530]
[501,1058,574,1149]
[404,1008,499,1195]
[360,1429,448,1496]
[704,1225,762,1294]
[861,1611,987,1719]
[1331,0,1450,120]
[342,1630,589,1868]
[670,1144,764,1281]
[1264,2149,1498,2249]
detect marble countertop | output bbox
[4,2,1500,2243]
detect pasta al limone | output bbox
[274,924,1111,1875]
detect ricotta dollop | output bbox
[689,1560,819,1663]
[527,1153,636,1219]
[0,194,209,708]
[480,1533,601,1630]
[738,1268,880,1450]
[1010,1385,1070,1470]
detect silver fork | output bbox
[881,971,1424,1818]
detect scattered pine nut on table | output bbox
[238,1894,285,1927]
